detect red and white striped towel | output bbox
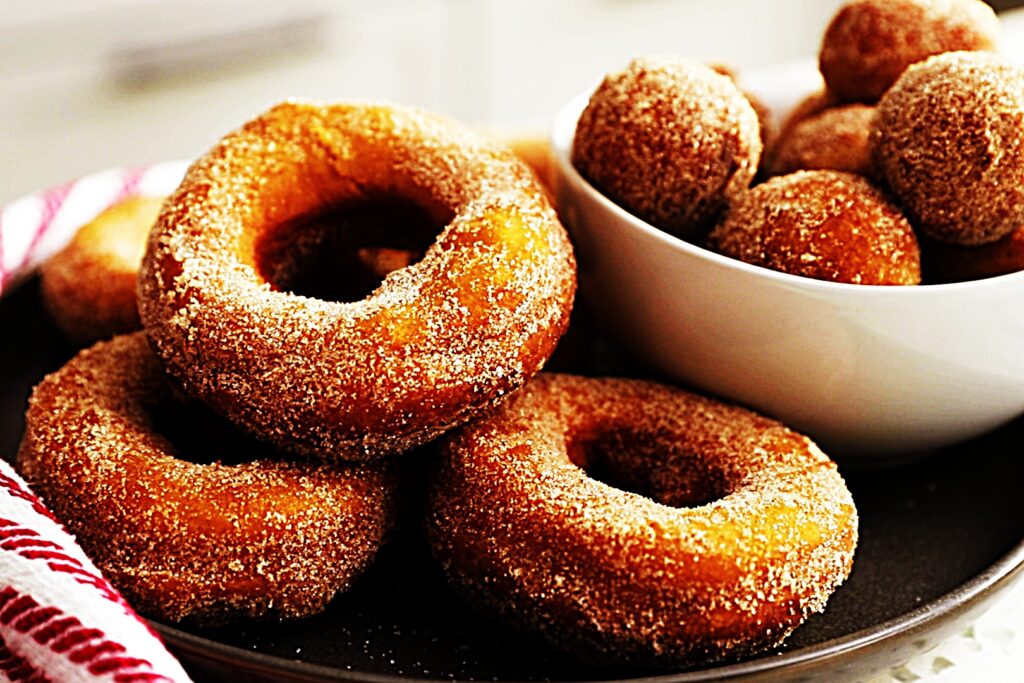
[0,461,191,683]
[0,164,192,682]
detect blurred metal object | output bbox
[107,13,328,87]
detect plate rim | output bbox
[152,533,1024,683]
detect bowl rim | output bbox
[550,90,1024,298]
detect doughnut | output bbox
[40,196,163,343]
[777,90,839,141]
[763,89,838,174]
[138,101,576,462]
[819,0,1000,103]
[871,51,1024,245]
[708,171,920,285]
[921,227,1024,283]
[766,104,874,178]
[500,133,557,201]
[427,374,858,667]
[16,332,398,624]
[572,56,761,242]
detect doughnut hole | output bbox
[568,427,729,508]
[708,63,776,150]
[766,104,875,178]
[819,0,1000,103]
[871,51,1024,246]
[572,56,761,242]
[255,194,453,303]
[709,170,921,285]
[775,90,839,144]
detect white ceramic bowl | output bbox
[550,69,1024,464]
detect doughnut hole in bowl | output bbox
[549,83,1024,465]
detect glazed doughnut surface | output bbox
[138,101,576,462]
[16,332,398,624]
[428,374,858,667]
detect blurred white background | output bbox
[0,0,1017,204]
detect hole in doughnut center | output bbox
[151,396,284,466]
[568,428,729,508]
[256,194,451,303]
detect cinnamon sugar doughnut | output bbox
[572,56,761,242]
[427,374,858,667]
[500,134,557,201]
[709,171,920,285]
[871,51,1024,246]
[40,196,163,343]
[764,89,839,175]
[767,104,875,178]
[16,332,398,624]
[819,0,1000,103]
[777,90,839,141]
[138,101,576,462]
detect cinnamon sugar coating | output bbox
[767,104,875,178]
[427,374,857,667]
[921,227,1024,283]
[16,332,398,624]
[138,101,576,462]
[819,0,999,103]
[40,196,164,343]
[709,171,920,285]
[572,56,761,241]
[764,90,839,175]
[871,52,1024,245]
[777,90,839,142]
[500,134,556,202]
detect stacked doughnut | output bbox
[429,375,858,667]
[18,101,576,624]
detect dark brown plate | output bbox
[2,278,1023,683]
